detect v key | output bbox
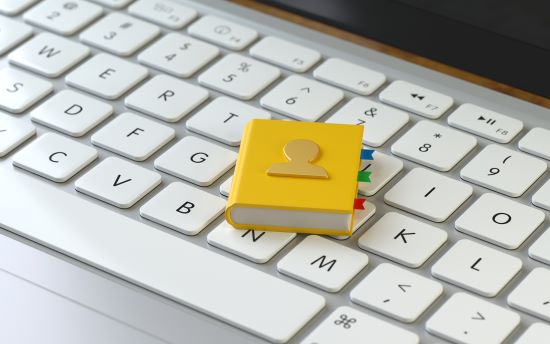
[113,174,132,187]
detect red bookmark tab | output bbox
[353,198,366,210]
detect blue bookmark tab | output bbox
[360,149,374,160]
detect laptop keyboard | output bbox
[1,0,550,343]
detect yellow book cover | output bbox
[226,119,364,235]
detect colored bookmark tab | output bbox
[360,149,374,160]
[354,198,366,210]
[357,171,371,182]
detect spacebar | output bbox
[0,171,324,343]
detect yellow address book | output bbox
[226,119,364,235]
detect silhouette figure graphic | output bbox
[267,139,329,179]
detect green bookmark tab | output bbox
[357,171,371,182]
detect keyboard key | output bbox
[24,0,102,36]
[529,227,550,265]
[186,97,271,146]
[66,53,148,100]
[357,151,403,196]
[187,15,258,50]
[0,0,37,15]
[31,89,113,137]
[260,75,344,121]
[128,0,197,29]
[455,193,545,249]
[0,171,324,343]
[313,57,386,95]
[426,292,520,344]
[13,132,97,182]
[515,323,550,344]
[519,127,550,160]
[329,201,376,240]
[198,54,280,100]
[508,268,550,321]
[140,182,225,235]
[379,80,453,119]
[431,239,522,297]
[138,33,219,78]
[75,156,161,208]
[207,221,296,263]
[0,16,32,55]
[384,168,473,222]
[532,179,550,211]
[448,103,523,143]
[80,12,160,57]
[155,136,237,186]
[125,74,209,122]
[91,112,175,161]
[219,175,232,197]
[391,121,477,171]
[277,235,368,292]
[9,32,90,77]
[350,263,443,323]
[326,97,409,147]
[302,306,419,344]
[460,144,547,197]
[89,0,134,8]
[249,36,320,72]
[358,212,447,268]
[0,113,35,157]
[0,68,53,113]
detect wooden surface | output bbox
[231,0,550,109]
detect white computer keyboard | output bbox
[1,0,550,343]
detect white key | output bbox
[91,112,175,161]
[125,74,209,122]
[75,156,161,208]
[277,235,368,292]
[529,227,550,265]
[154,135,237,186]
[313,57,386,95]
[207,221,296,264]
[31,89,113,137]
[514,323,550,344]
[140,182,225,235]
[391,121,477,171]
[0,113,35,157]
[0,171,324,343]
[508,268,550,321]
[128,0,196,29]
[260,75,344,121]
[0,0,37,15]
[23,0,102,36]
[431,239,522,297]
[532,179,550,211]
[302,306,419,344]
[186,97,271,146]
[80,13,160,57]
[329,201,376,240]
[0,16,32,55]
[358,212,447,268]
[249,36,320,72]
[89,0,133,9]
[379,80,453,119]
[0,68,53,113]
[9,32,90,77]
[12,132,97,182]
[326,97,409,147]
[198,54,280,100]
[138,33,219,78]
[219,175,232,197]
[187,15,258,50]
[426,292,520,344]
[456,193,545,249]
[351,263,443,323]
[460,144,547,197]
[357,151,403,196]
[66,53,148,100]
[519,127,550,160]
[448,103,523,143]
[384,168,473,222]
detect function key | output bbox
[518,127,550,160]
[128,0,197,29]
[187,15,258,50]
[89,0,134,9]
[314,57,386,95]
[250,36,321,72]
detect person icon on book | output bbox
[267,139,329,179]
